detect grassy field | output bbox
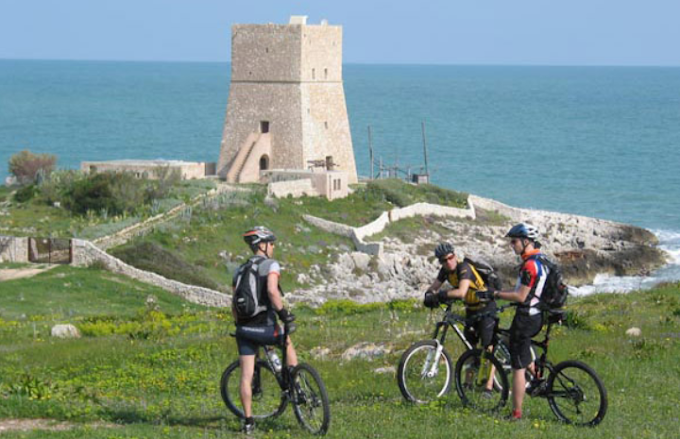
[0,265,678,438]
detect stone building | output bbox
[217,16,358,187]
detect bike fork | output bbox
[422,340,444,378]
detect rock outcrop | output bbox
[288,196,667,305]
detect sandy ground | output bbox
[0,266,56,282]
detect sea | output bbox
[1,60,679,294]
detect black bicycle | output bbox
[397,299,524,409]
[455,305,608,426]
[220,325,331,435]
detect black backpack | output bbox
[530,255,569,310]
[464,257,504,291]
[233,256,268,319]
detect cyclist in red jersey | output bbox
[493,223,547,420]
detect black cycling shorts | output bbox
[464,314,497,349]
[235,325,282,356]
[509,312,543,370]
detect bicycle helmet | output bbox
[243,226,277,249]
[505,223,539,241]
[434,242,455,260]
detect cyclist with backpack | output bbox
[423,242,498,392]
[231,226,298,434]
[490,223,547,420]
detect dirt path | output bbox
[0,419,117,433]
[0,266,56,282]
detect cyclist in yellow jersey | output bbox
[424,243,498,352]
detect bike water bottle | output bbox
[266,348,282,372]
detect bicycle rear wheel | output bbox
[220,359,287,420]
[397,340,454,404]
[547,360,608,426]
[291,363,331,435]
[455,349,509,412]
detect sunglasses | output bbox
[439,254,455,264]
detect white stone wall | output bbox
[303,198,476,257]
[0,235,29,263]
[71,239,230,308]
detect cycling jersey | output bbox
[516,249,548,316]
[437,260,489,312]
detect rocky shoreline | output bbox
[288,195,668,305]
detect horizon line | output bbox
[1,57,679,69]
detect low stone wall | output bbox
[389,202,476,223]
[71,239,230,308]
[303,200,475,257]
[0,235,28,263]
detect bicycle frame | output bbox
[421,304,474,378]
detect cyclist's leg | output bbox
[463,324,480,386]
[478,316,497,391]
[285,336,298,368]
[239,354,256,418]
[236,325,278,419]
[509,313,542,418]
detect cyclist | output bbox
[492,223,546,420]
[232,226,298,434]
[423,242,498,392]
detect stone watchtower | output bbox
[217,16,358,184]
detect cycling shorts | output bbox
[509,312,543,369]
[464,313,497,349]
[235,324,282,356]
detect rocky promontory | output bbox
[288,195,667,305]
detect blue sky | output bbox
[1,0,679,66]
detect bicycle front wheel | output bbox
[220,359,287,420]
[547,360,608,426]
[397,340,453,404]
[291,363,331,435]
[455,349,509,412]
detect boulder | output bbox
[311,347,332,360]
[341,342,392,362]
[373,366,396,375]
[51,324,81,339]
[625,327,642,337]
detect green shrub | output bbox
[563,309,591,329]
[13,184,38,202]
[63,172,145,216]
[366,179,468,208]
[37,169,84,205]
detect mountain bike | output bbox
[455,305,608,426]
[397,299,525,407]
[220,324,331,435]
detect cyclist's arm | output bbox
[267,271,285,311]
[495,284,531,302]
[427,279,444,292]
[441,278,469,300]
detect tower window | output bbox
[324,68,328,79]
[312,68,315,79]
[260,121,270,133]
